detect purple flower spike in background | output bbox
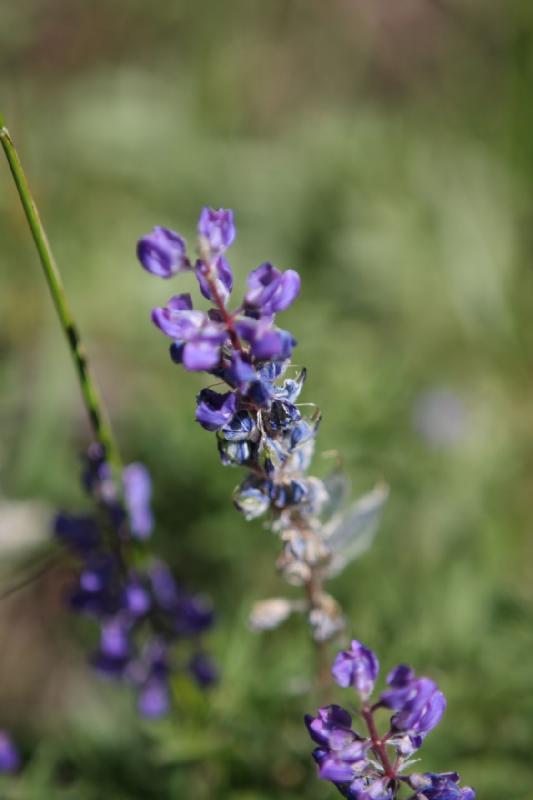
[54,444,217,717]
[137,227,189,278]
[0,731,20,773]
[305,643,475,800]
[332,640,379,699]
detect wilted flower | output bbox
[249,597,296,631]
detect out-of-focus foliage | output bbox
[1,1,533,797]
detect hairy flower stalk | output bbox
[137,208,388,685]
[305,641,475,799]
[0,115,216,716]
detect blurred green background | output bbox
[1,1,533,797]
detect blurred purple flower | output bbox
[123,463,154,540]
[138,679,170,719]
[189,652,218,688]
[0,732,19,773]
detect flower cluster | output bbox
[138,208,387,643]
[54,443,216,717]
[305,641,475,800]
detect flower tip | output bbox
[197,207,236,256]
[331,640,379,696]
[137,227,188,278]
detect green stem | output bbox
[0,115,122,471]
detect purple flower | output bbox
[306,705,370,785]
[128,638,169,686]
[380,666,446,744]
[137,227,188,278]
[152,296,227,371]
[235,317,296,361]
[195,256,233,304]
[0,732,19,773]
[100,618,131,660]
[174,594,215,636]
[123,576,151,617]
[245,262,301,314]
[304,606,472,799]
[197,207,236,256]
[151,295,199,338]
[196,389,238,431]
[226,353,257,390]
[123,463,154,540]
[305,705,354,747]
[70,556,119,617]
[188,652,218,687]
[149,561,180,611]
[316,739,370,783]
[332,640,379,699]
[54,512,100,553]
[346,777,394,800]
[138,679,170,719]
[220,410,256,442]
[408,773,475,800]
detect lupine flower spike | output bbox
[137,209,388,661]
[55,444,217,717]
[305,640,475,799]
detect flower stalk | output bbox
[0,115,121,471]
